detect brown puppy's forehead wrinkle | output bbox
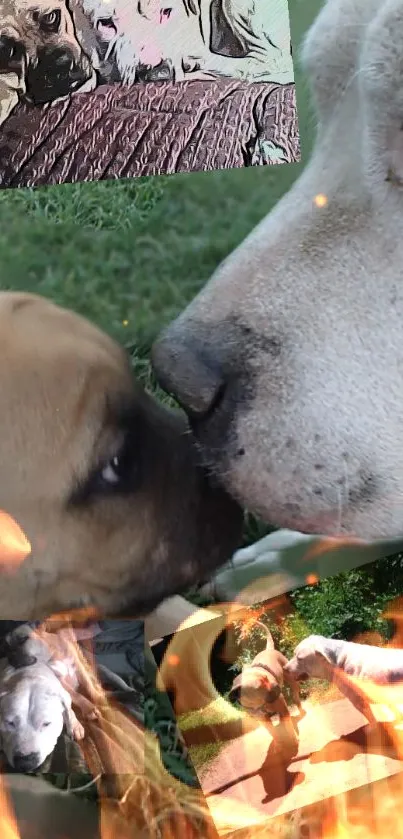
[0,0,81,51]
[0,292,126,360]
[0,294,134,494]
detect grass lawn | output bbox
[179,697,246,776]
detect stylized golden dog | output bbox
[0,0,97,126]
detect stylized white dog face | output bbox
[82,0,202,82]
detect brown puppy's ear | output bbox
[228,673,243,703]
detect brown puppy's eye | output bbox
[38,9,61,32]
[101,454,122,486]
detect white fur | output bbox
[82,0,294,84]
[286,634,403,684]
[0,662,78,769]
[154,0,403,541]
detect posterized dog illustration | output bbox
[0,0,97,127]
[82,0,294,84]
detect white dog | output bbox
[284,634,403,725]
[152,0,403,547]
[285,635,403,686]
[0,660,85,771]
[0,622,104,771]
[81,0,294,84]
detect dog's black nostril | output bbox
[152,331,224,418]
[0,35,24,69]
[12,751,40,771]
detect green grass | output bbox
[0,165,301,349]
[179,697,245,774]
[0,0,320,352]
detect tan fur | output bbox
[0,71,23,125]
[0,291,241,620]
[229,621,301,747]
[153,0,403,542]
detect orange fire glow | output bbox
[156,593,403,839]
[2,573,403,838]
[0,607,217,839]
[314,193,328,208]
[0,510,31,571]
[0,776,20,839]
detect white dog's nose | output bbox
[152,329,224,417]
[12,751,41,772]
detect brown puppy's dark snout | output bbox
[151,328,224,418]
[27,46,92,103]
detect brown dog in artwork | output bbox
[229,621,302,745]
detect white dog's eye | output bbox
[101,455,121,485]
[42,721,51,728]
[160,7,172,22]
[5,719,16,729]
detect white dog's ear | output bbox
[54,686,74,737]
[316,644,337,666]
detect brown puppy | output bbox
[0,0,96,126]
[0,291,242,620]
[229,621,302,744]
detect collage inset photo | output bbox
[148,544,403,837]
[0,0,299,186]
[0,618,144,778]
